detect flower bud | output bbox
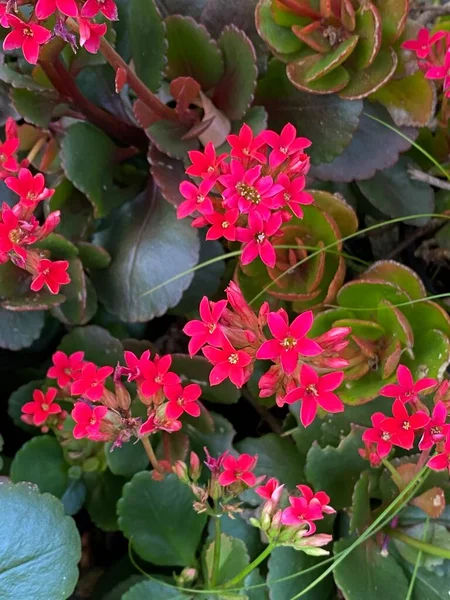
[189,451,201,481]
[114,378,131,411]
[173,460,189,483]
[174,568,197,586]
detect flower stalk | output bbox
[220,542,277,590]
[210,513,222,587]
[140,436,163,473]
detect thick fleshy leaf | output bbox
[51,258,98,326]
[308,189,358,237]
[213,26,257,120]
[165,15,224,90]
[256,59,362,164]
[0,307,44,350]
[85,471,127,532]
[398,553,450,599]
[350,471,371,533]
[10,88,57,128]
[0,481,80,599]
[375,0,408,46]
[186,411,235,458]
[288,55,350,94]
[255,0,303,55]
[91,186,200,322]
[363,260,426,300]
[122,580,191,600]
[305,36,359,83]
[118,472,207,566]
[77,242,111,269]
[58,325,123,366]
[351,3,382,69]
[147,119,199,159]
[105,440,149,478]
[206,514,264,561]
[33,233,79,259]
[8,380,45,434]
[129,0,167,92]
[148,146,185,207]
[357,156,434,227]
[338,48,398,100]
[404,329,450,380]
[204,534,250,586]
[337,279,410,312]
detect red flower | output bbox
[186,142,227,180]
[297,484,335,515]
[256,477,284,503]
[379,364,437,403]
[0,208,22,254]
[47,350,85,388]
[139,354,180,398]
[202,339,252,388]
[283,364,344,427]
[205,209,239,242]
[274,173,313,218]
[123,349,152,382]
[227,123,266,163]
[381,399,430,449]
[362,412,394,459]
[426,48,450,87]
[0,137,19,173]
[78,17,107,54]
[419,401,449,450]
[402,28,447,60]
[237,210,282,268]
[165,382,202,419]
[4,15,52,65]
[428,435,450,473]
[72,402,108,440]
[35,0,78,19]
[218,453,258,486]
[256,309,322,375]
[71,362,114,401]
[177,179,215,219]
[81,0,118,20]
[281,489,326,533]
[5,168,54,207]
[139,412,182,435]
[22,387,61,426]
[261,123,312,169]
[30,258,70,294]
[183,296,227,356]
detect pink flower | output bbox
[202,339,252,387]
[35,0,79,19]
[22,387,61,426]
[362,412,394,459]
[402,28,447,60]
[186,142,227,180]
[261,124,312,169]
[283,364,344,427]
[177,179,215,219]
[227,124,266,164]
[4,15,52,65]
[426,48,450,86]
[47,350,85,388]
[139,412,182,435]
[139,354,180,398]
[428,435,450,472]
[0,137,19,173]
[237,210,282,268]
[78,17,107,54]
[165,382,202,419]
[123,349,152,382]
[205,209,239,242]
[281,486,329,534]
[381,399,430,450]
[274,173,313,218]
[256,477,284,503]
[30,259,70,294]
[256,309,322,375]
[81,0,118,20]
[183,296,227,356]
[419,401,449,450]
[218,453,258,486]
[71,362,114,401]
[296,484,335,515]
[72,402,108,440]
[5,169,54,207]
[379,365,437,403]
[0,208,22,254]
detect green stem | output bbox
[211,515,221,588]
[405,518,429,600]
[382,458,404,489]
[221,542,277,590]
[387,527,450,560]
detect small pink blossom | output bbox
[202,340,252,387]
[205,209,239,242]
[30,259,70,294]
[35,0,79,19]
[380,365,437,403]
[139,354,180,398]
[123,349,152,382]
[381,399,430,450]
[72,402,108,440]
[81,0,118,20]
[5,169,54,207]
[402,28,447,60]
[183,296,227,356]
[71,362,114,401]
[22,387,61,426]
[47,350,85,388]
[419,401,449,450]
[261,123,311,169]
[186,142,227,180]
[218,453,258,486]
[362,412,393,459]
[4,15,52,65]
[165,382,202,419]
[227,124,266,164]
[0,137,19,173]
[78,17,107,54]
[256,477,284,503]
[177,179,215,219]
[237,210,282,268]
[428,435,450,472]
[281,485,332,534]
[139,412,182,435]
[274,173,313,218]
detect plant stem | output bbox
[387,527,450,560]
[405,518,429,600]
[210,515,222,588]
[141,436,162,473]
[26,136,47,164]
[220,542,277,590]
[382,458,404,489]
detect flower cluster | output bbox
[184,282,350,426]
[1,0,118,64]
[0,119,70,295]
[177,123,314,269]
[360,364,450,473]
[402,28,450,96]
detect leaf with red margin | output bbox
[287,55,350,94]
[338,47,398,100]
[148,145,186,208]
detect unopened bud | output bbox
[114,379,131,410]
[102,388,119,410]
[173,460,189,483]
[174,568,197,586]
[189,451,201,481]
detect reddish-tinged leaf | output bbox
[292,21,331,53]
[376,0,409,46]
[287,55,350,93]
[133,99,158,129]
[255,0,303,55]
[170,76,201,121]
[305,36,359,83]
[115,67,127,92]
[338,47,397,99]
[351,2,382,69]
[148,145,186,208]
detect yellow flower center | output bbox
[23,27,34,37]
[236,182,261,205]
[281,337,296,350]
[222,221,230,229]
[402,421,411,430]
[41,403,49,411]
[228,353,239,365]
[256,232,265,244]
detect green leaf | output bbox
[338,48,398,100]
[33,233,79,259]
[101,575,146,600]
[350,471,371,533]
[58,325,124,366]
[204,534,250,586]
[403,329,450,381]
[0,481,81,599]
[85,470,127,532]
[118,472,207,566]
[398,556,450,600]
[77,241,111,269]
[10,88,56,128]
[186,411,236,458]
[357,157,434,227]
[376,0,408,46]
[148,146,186,207]
[105,440,149,477]
[287,56,350,95]
[166,15,224,90]
[51,259,98,326]
[213,26,257,120]
[256,59,362,164]
[147,119,199,160]
[61,122,137,217]
[393,523,450,570]
[236,433,305,489]
[207,514,264,561]
[0,59,50,91]
[91,186,200,322]
[333,536,409,600]
[305,37,359,83]
[255,0,302,55]
[8,380,44,434]
[268,546,333,600]
[129,0,167,92]
[61,478,86,516]
[123,579,191,600]
[0,307,44,350]
[305,430,367,510]
[11,436,69,498]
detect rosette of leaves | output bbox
[237,189,358,311]
[255,0,409,99]
[310,260,450,404]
